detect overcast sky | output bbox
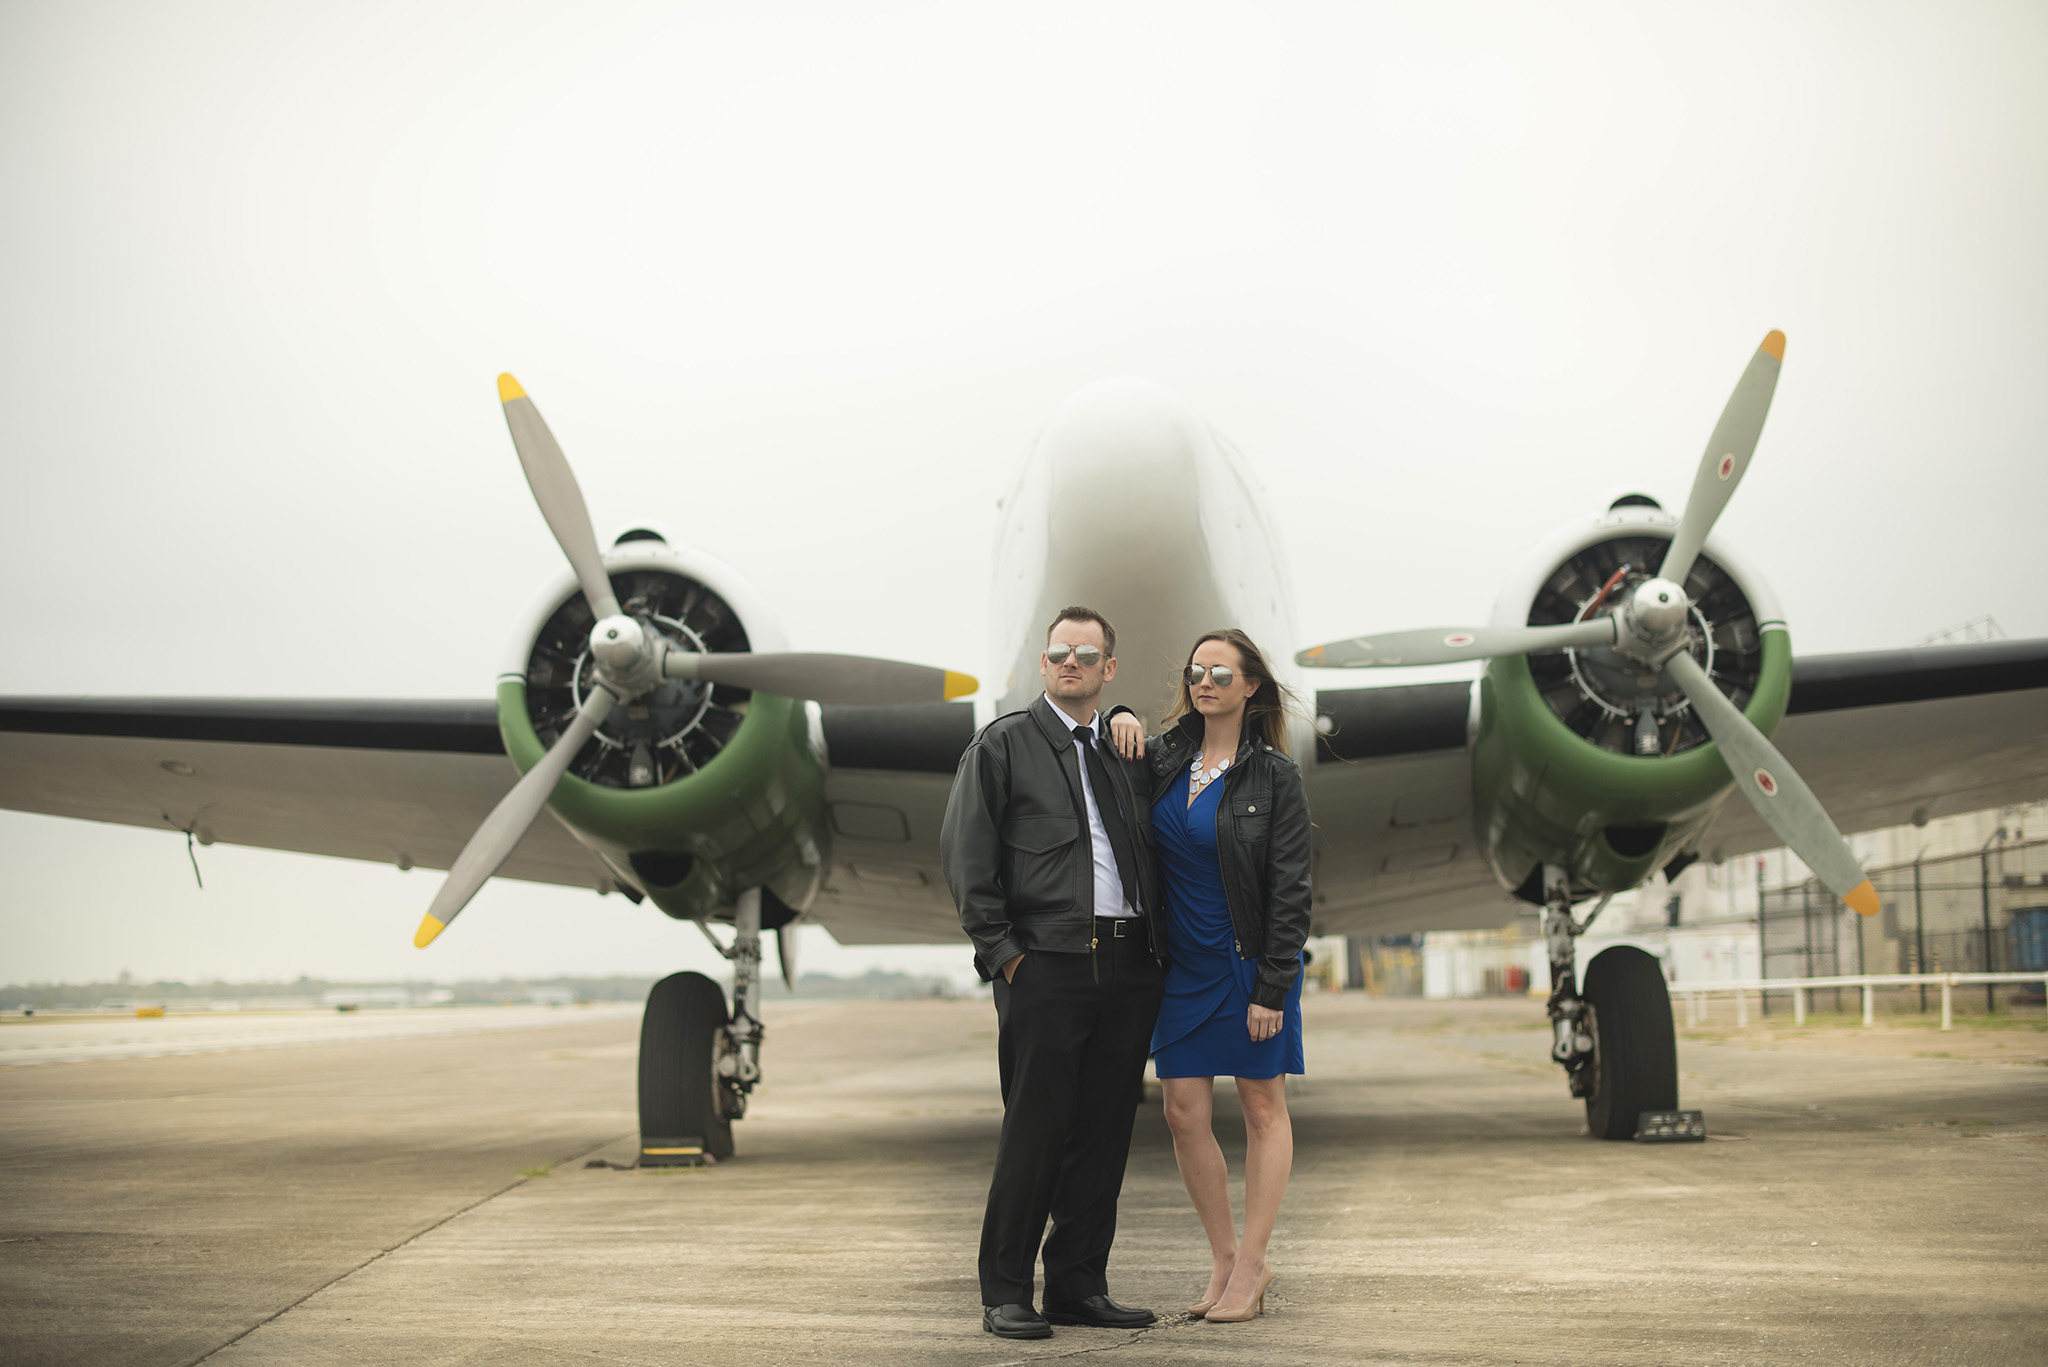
[3,0,2043,987]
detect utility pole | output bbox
[1855,881,1867,979]
[1981,827,2006,1014]
[1802,880,1814,988]
[1756,857,1769,1017]
[1914,858,1926,1013]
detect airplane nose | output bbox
[1022,378,1228,720]
[1042,378,1202,562]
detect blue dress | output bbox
[1149,775,1305,1080]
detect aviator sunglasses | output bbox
[1185,664,1237,688]
[1045,643,1105,667]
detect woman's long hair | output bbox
[1162,628,1303,756]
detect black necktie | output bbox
[1074,724,1141,913]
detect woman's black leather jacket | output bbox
[1130,711,1313,1009]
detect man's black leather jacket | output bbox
[1134,711,1313,1010]
[941,695,1162,982]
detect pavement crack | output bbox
[181,1129,635,1367]
[989,1333,1146,1364]
[988,1317,1200,1365]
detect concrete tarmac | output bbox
[3,994,2044,1366]
[0,1003,643,1066]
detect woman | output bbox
[1109,628,1311,1323]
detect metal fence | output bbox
[1758,836,2048,1015]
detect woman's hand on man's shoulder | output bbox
[1108,711,1147,761]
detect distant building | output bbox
[1409,800,2045,999]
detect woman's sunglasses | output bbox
[1045,643,1104,667]
[1185,664,1237,688]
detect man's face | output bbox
[1040,618,1116,710]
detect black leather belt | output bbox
[1094,917,1142,939]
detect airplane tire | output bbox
[638,971,735,1160]
[1581,945,1678,1141]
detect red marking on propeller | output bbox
[1718,454,1736,481]
[1444,633,1476,648]
[1754,768,1778,796]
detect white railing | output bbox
[1672,972,2048,1031]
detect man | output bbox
[941,606,1165,1341]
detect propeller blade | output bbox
[663,650,977,704]
[1665,651,1878,915]
[498,374,622,620]
[414,685,618,947]
[776,922,801,992]
[1295,618,1619,669]
[1659,332,1785,587]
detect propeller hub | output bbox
[1625,577,1690,639]
[589,614,661,696]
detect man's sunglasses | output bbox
[1185,664,1237,688]
[1045,643,1105,667]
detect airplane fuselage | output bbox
[991,378,1309,751]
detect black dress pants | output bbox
[979,928,1164,1308]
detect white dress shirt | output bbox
[1044,693,1137,919]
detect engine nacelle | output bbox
[494,534,828,924]
[1472,501,1792,900]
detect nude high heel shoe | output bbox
[1202,1263,1274,1322]
[1189,1259,1236,1315]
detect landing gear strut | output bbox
[637,888,767,1164]
[1541,864,1606,1095]
[719,888,767,1107]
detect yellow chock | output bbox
[640,1136,709,1168]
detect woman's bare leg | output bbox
[1161,1076,1236,1303]
[1217,1075,1291,1307]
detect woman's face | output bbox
[1188,639,1259,722]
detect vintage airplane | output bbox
[4,334,2045,1159]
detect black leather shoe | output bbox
[1042,1294,1157,1329]
[983,1304,1053,1339]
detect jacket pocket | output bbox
[1001,815,1078,915]
[1230,792,1273,856]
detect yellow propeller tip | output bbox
[1759,330,1786,361]
[1844,880,1879,917]
[943,671,979,701]
[497,373,526,402]
[414,913,447,948]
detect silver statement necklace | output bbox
[1189,752,1232,794]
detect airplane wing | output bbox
[1303,637,2048,936]
[0,694,982,943]
[0,698,613,890]
[810,703,977,945]
[1302,682,1508,935]
[7,638,2042,945]
[1695,638,2048,861]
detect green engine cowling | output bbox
[1472,629,1789,897]
[497,681,827,921]
[494,542,830,923]
[1468,511,1792,900]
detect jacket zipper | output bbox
[1211,744,1253,960]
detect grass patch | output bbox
[518,1165,552,1179]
